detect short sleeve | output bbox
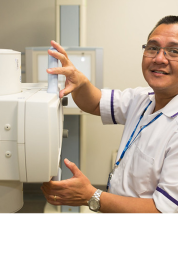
[100,87,150,125]
[153,130,178,213]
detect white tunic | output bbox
[100,87,178,213]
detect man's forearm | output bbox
[72,78,102,115]
[99,192,161,213]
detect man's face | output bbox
[142,23,178,96]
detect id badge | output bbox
[106,172,113,192]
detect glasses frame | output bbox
[142,44,178,62]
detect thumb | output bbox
[64,158,80,177]
[60,83,76,98]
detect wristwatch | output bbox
[88,189,103,212]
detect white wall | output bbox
[86,0,178,90]
[0,0,56,82]
[0,0,178,185]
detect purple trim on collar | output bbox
[111,90,117,124]
[171,112,178,118]
[148,92,155,95]
[156,186,178,206]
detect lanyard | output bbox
[106,101,163,191]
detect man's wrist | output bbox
[87,189,103,212]
[85,186,97,205]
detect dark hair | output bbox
[148,15,178,40]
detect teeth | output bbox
[153,70,167,74]
[155,71,164,73]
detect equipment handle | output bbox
[47,47,59,94]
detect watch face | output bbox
[90,198,99,211]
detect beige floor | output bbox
[44,202,94,213]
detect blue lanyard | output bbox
[106,101,163,191]
[115,101,163,166]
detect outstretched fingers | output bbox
[50,40,68,57]
[48,49,68,66]
[46,66,72,75]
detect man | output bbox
[41,16,178,213]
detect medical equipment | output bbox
[47,47,59,94]
[25,46,103,213]
[0,48,65,213]
[25,46,103,114]
[56,0,87,47]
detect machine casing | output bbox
[0,50,63,212]
[0,84,63,183]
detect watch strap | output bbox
[93,189,103,200]
[88,189,103,212]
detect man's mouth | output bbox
[151,70,169,75]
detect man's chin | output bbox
[148,81,168,91]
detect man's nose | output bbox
[153,49,168,64]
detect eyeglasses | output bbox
[142,44,178,62]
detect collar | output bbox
[148,91,178,118]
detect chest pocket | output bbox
[129,145,154,196]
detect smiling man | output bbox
[42,15,178,213]
[142,23,178,112]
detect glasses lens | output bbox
[166,48,178,61]
[142,44,178,62]
[143,45,158,58]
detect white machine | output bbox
[0,49,65,213]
